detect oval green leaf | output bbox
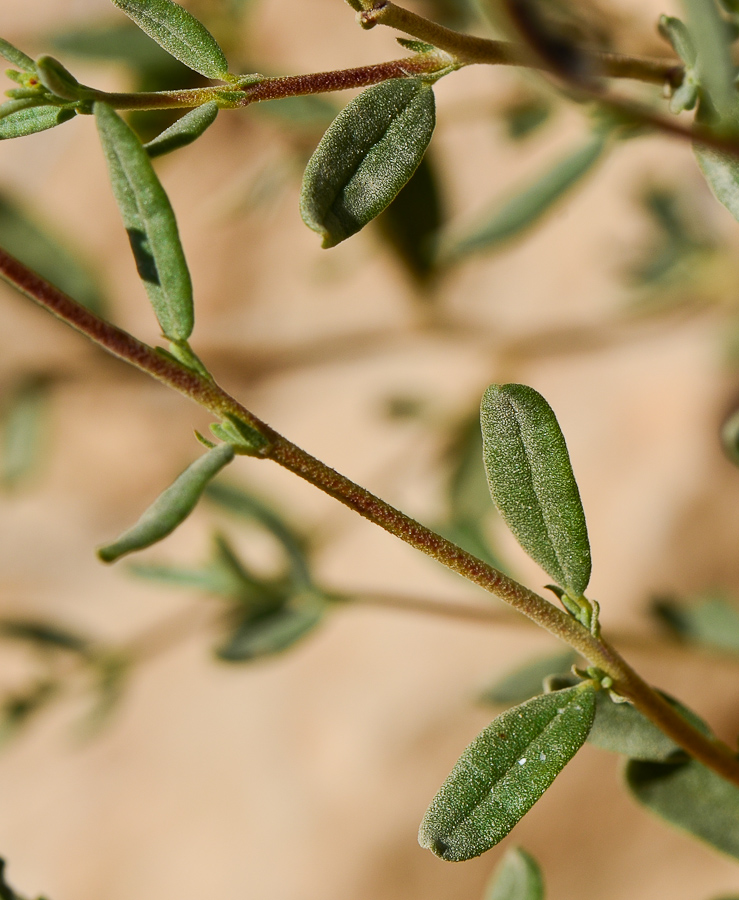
[94,102,194,340]
[694,145,739,226]
[480,384,591,598]
[484,847,544,900]
[98,442,235,563]
[418,683,596,861]
[0,102,75,140]
[144,101,218,158]
[300,77,436,248]
[626,758,739,860]
[110,0,230,80]
[440,134,607,262]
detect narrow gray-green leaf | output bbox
[418,683,596,861]
[0,619,90,656]
[98,442,235,562]
[94,102,193,340]
[144,101,218,157]
[0,103,75,140]
[479,650,578,706]
[484,847,544,900]
[35,55,83,100]
[300,78,436,248]
[681,0,736,121]
[653,594,739,654]
[216,600,324,662]
[440,134,607,262]
[658,15,696,68]
[480,384,591,597]
[626,758,739,860]
[0,38,36,72]
[204,481,311,587]
[0,374,51,489]
[694,147,739,225]
[0,192,106,314]
[588,691,707,762]
[110,0,230,80]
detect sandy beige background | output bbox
[2,0,739,898]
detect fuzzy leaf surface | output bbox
[418,683,595,861]
[0,103,75,140]
[626,758,739,859]
[98,443,235,562]
[480,384,591,597]
[300,77,436,248]
[484,847,544,900]
[144,101,218,157]
[109,0,229,79]
[95,102,193,340]
[441,134,607,261]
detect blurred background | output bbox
[2,0,739,897]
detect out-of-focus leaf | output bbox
[721,408,739,466]
[440,133,608,262]
[0,680,59,749]
[128,560,241,596]
[418,684,596,861]
[110,0,231,80]
[0,619,90,656]
[0,374,51,489]
[216,597,324,662]
[626,758,739,860]
[98,443,236,563]
[377,152,444,284]
[95,102,194,340]
[0,193,106,314]
[300,78,436,248]
[0,857,49,900]
[479,650,578,706]
[82,653,129,735]
[480,384,591,601]
[484,847,544,900]
[144,101,218,157]
[204,481,311,587]
[254,93,338,131]
[0,102,75,140]
[501,95,552,142]
[0,38,36,72]
[652,594,739,654]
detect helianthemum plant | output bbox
[2,0,739,896]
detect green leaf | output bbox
[0,192,106,314]
[0,618,90,656]
[109,0,230,80]
[681,0,736,121]
[216,599,324,662]
[479,650,579,706]
[653,594,739,654]
[35,55,83,100]
[418,683,596,861]
[721,408,739,466]
[0,374,51,489]
[480,384,591,598]
[204,481,311,588]
[0,102,75,140]
[588,693,698,762]
[658,15,697,68]
[98,442,235,563]
[694,146,739,225]
[300,77,436,248]
[376,152,444,284]
[0,680,59,749]
[129,560,243,596]
[0,38,36,72]
[626,758,739,860]
[484,847,544,900]
[440,134,608,261]
[94,102,194,340]
[144,101,218,157]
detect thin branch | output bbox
[4,247,739,786]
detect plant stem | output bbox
[3,245,739,785]
[356,0,679,84]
